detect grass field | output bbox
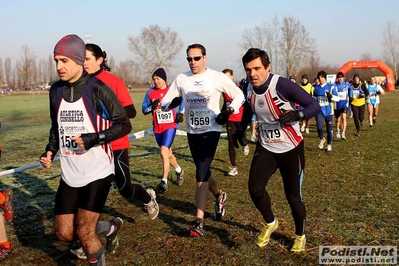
[0,91,398,265]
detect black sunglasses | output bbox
[186,56,203,62]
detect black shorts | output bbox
[187,131,220,182]
[54,174,114,215]
[334,107,348,118]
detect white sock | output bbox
[175,166,182,173]
[267,219,276,226]
[162,178,168,184]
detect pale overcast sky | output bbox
[1,0,398,79]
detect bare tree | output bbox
[108,57,116,73]
[115,60,136,88]
[4,58,12,88]
[127,25,183,82]
[17,45,37,88]
[239,15,317,77]
[0,58,4,86]
[38,58,48,85]
[381,21,399,81]
[239,16,281,73]
[280,16,317,78]
[47,55,57,83]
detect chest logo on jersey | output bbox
[194,80,203,86]
[257,99,265,107]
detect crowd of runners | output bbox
[0,33,386,264]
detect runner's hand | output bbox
[168,97,182,110]
[215,109,232,125]
[175,113,184,123]
[151,99,160,111]
[279,110,301,125]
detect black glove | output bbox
[279,110,301,125]
[377,91,381,95]
[168,97,182,110]
[326,92,332,100]
[349,97,354,103]
[359,94,365,98]
[151,99,160,111]
[80,133,99,150]
[232,130,245,149]
[215,109,232,125]
[175,113,184,123]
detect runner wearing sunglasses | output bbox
[161,43,245,237]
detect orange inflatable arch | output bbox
[336,60,395,91]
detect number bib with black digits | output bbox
[59,126,87,156]
[338,91,347,100]
[156,109,174,124]
[189,109,211,130]
[259,122,284,144]
[317,96,329,106]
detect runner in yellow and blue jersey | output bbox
[299,74,314,134]
[349,74,369,136]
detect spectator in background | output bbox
[312,77,320,86]
[142,68,185,192]
[349,74,368,136]
[367,75,385,127]
[221,69,249,176]
[299,74,314,134]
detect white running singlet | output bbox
[247,74,302,153]
[57,96,114,187]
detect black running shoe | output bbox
[157,180,168,193]
[106,217,123,254]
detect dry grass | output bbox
[0,91,398,265]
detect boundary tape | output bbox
[0,128,227,177]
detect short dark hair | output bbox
[186,44,206,56]
[222,69,233,75]
[317,71,327,79]
[242,48,271,68]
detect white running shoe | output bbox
[243,145,249,156]
[326,144,332,152]
[336,131,341,139]
[341,132,346,140]
[318,138,326,150]
[300,125,305,132]
[227,167,238,176]
[145,188,159,220]
[250,135,256,142]
[70,247,87,260]
[305,128,309,134]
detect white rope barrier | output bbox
[0,128,227,177]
